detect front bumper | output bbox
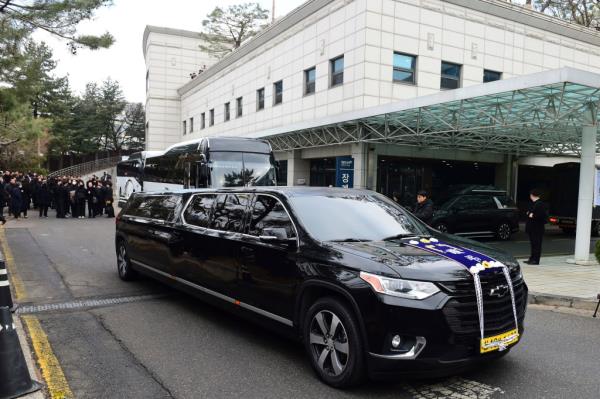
[357,281,528,378]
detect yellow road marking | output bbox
[0,227,73,398]
[0,227,26,300]
[23,316,74,399]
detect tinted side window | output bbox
[249,195,296,238]
[210,194,251,232]
[126,195,181,221]
[495,195,515,208]
[183,194,216,227]
[459,195,495,210]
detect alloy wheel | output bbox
[117,245,128,277]
[309,310,349,377]
[436,223,449,233]
[498,223,511,240]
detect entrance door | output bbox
[377,158,423,208]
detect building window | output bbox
[273,80,283,105]
[393,52,416,84]
[146,70,149,93]
[236,97,243,118]
[440,61,461,90]
[209,109,214,126]
[257,88,265,110]
[224,102,230,121]
[304,66,316,95]
[201,112,205,129]
[189,117,194,133]
[330,55,344,87]
[182,120,187,135]
[484,69,502,83]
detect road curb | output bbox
[528,292,599,312]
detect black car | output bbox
[115,187,527,388]
[431,188,519,240]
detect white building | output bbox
[143,0,600,209]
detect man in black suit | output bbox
[525,188,548,265]
[413,190,434,226]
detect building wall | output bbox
[361,0,600,108]
[144,0,600,194]
[180,0,366,141]
[144,29,215,150]
[171,0,600,148]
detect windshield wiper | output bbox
[382,233,429,241]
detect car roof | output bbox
[139,186,378,198]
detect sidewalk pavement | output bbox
[520,254,600,311]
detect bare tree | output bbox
[199,3,269,59]
[535,0,600,30]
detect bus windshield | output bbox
[210,152,276,187]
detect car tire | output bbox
[496,222,512,241]
[116,240,137,281]
[303,297,365,388]
[434,222,450,234]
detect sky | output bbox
[32,0,306,104]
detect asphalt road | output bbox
[5,213,600,399]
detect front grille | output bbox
[440,269,527,337]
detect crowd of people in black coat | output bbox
[0,171,115,224]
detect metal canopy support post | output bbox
[574,105,598,264]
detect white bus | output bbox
[143,137,277,192]
[116,151,164,207]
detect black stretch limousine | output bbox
[115,187,527,388]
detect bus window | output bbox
[210,152,245,187]
[244,153,276,186]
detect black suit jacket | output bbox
[525,199,548,233]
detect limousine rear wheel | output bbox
[303,297,365,388]
[116,241,137,281]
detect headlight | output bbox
[359,271,440,300]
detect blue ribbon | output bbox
[404,237,520,353]
[404,237,505,275]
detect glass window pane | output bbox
[249,195,296,238]
[243,153,277,186]
[290,194,426,241]
[484,69,502,83]
[305,67,316,94]
[184,194,216,227]
[274,81,283,104]
[330,56,344,86]
[393,70,414,83]
[393,53,415,70]
[332,57,344,73]
[210,152,244,187]
[441,62,461,77]
[441,77,459,89]
[236,97,242,117]
[210,194,251,232]
[257,88,265,110]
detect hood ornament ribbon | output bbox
[404,237,520,353]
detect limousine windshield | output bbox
[290,194,428,242]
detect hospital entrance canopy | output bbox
[259,67,600,156]
[256,67,600,264]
